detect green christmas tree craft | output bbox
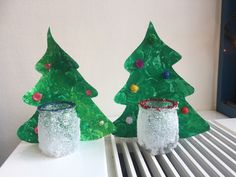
[17,29,116,143]
[113,22,210,138]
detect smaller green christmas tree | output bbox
[17,29,116,143]
[113,22,210,138]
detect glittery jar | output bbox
[137,99,179,155]
[37,101,79,157]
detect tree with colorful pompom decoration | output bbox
[113,22,209,138]
[17,29,115,143]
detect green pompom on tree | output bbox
[113,22,210,138]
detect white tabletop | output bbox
[0,139,107,177]
[214,118,236,134]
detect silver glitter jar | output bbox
[137,99,178,155]
[37,101,80,157]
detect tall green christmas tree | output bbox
[17,29,115,143]
[113,22,210,138]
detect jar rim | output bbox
[37,101,75,112]
[139,98,178,111]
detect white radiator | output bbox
[105,121,236,177]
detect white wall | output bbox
[0,0,221,165]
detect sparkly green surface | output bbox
[17,112,39,143]
[113,105,139,137]
[113,22,210,138]
[17,29,115,142]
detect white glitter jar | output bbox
[137,99,178,155]
[38,101,80,157]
